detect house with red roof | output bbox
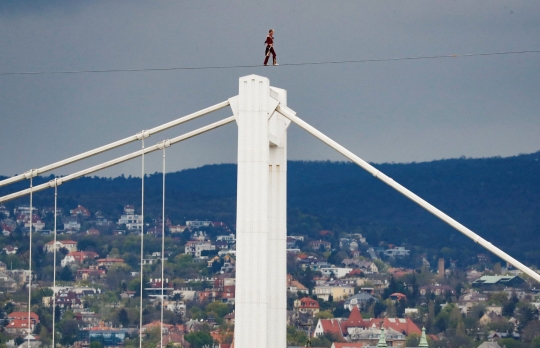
[331,343,364,348]
[70,205,91,217]
[7,311,39,325]
[3,245,18,255]
[96,258,125,268]
[6,312,39,334]
[142,320,173,334]
[294,297,320,316]
[61,251,99,267]
[314,306,421,344]
[389,293,407,302]
[5,319,32,335]
[1,223,13,236]
[85,228,100,236]
[24,215,45,231]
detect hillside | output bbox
[1,151,540,267]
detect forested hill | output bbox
[1,151,540,266]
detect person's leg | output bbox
[264,47,270,65]
[271,48,277,65]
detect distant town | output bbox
[0,202,539,348]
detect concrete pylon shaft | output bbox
[234,75,288,347]
[267,86,289,347]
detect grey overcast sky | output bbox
[1,1,539,178]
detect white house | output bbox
[63,218,81,232]
[44,240,78,253]
[184,241,215,257]
[321,267,353,279]
[186,220,212,228]
[385,247,410,257]
[117,214,143,231]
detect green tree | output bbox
[58,319,79,345]
[498,338,526,348]
[59,266,73,281]
[118,308,129,327]
[90,341,103,348]
[405,333,420,347]
[205,301,230,318]
[185,331,214,348]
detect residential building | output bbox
[117,213,143,231]
[76,267,106,281]
[164,300,187,316]
[419,284,456,297]
[185,241,215,257]
[343,293,377,310]
[77,325,136,347]
[96,258,125,269]
[186,220,212,228]
[85,228,100,236]
[145,278,174,300]
[63,217,81,232]
[321,267,353,279]
[313,284,355,301]
[44,240,78,253]
[287,274,309,295]
[169,225,187,233]
[0,271,17,292]
[384,247,410,257]
[309,240,331,251]
[13,205,37,216]
[458,290,489,314]
[313,306,421,344]
[70,205,90,217]
[61,251,99,267]
[6,312,39,334]
[3,245,18,255]
[24,215,45,231]
[293,297,320,316]
[5,320,32,335]
[8,269,32,284]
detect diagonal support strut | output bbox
[276,105,540,283]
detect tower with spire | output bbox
[419,326,429,347]
[377,327,387,347]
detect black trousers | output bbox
[264,47,276,65]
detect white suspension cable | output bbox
[27,176,33,347]
[277,105,540,283]
[0,116,235,204]
[52,179,59,348]
[160,147,167,348]
[0,100,231,188]
[139,138,145,348]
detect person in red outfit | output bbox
[264,29,278,66]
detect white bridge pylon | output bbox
[1,74,539,348]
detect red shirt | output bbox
[265,35,274,47]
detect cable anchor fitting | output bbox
[157,140,171,149]
[136,130,151,140]
[24,169,39,179]
[48,178,64,188]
